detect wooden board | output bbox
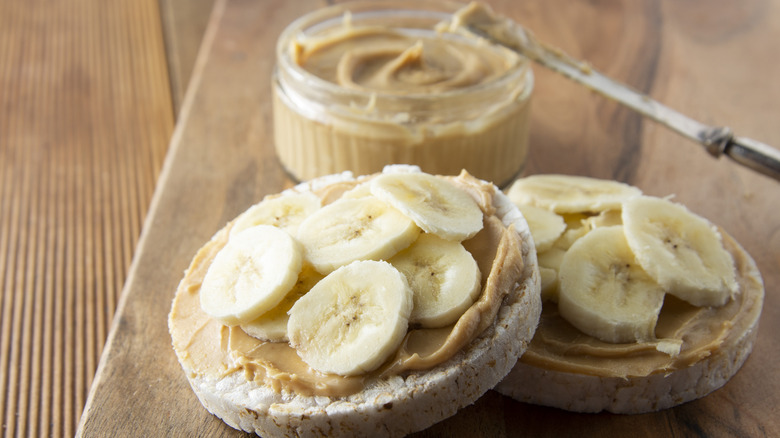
[78,0,780,436]
[159,0,217,114]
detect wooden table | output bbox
[2,0,778,436]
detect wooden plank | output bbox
[0,0,174,437]
[159,0,217,114]
[78,0,780,436]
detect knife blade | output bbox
[444,3,780,181]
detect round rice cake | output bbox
[168,166,542,436]
[497,176,764,414]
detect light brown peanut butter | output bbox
[168,173,525,397]
[521,232,764,378]
[273,9,532,186]
[291,26,514,94]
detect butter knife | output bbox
[444,3,780,182]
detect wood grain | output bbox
[0,1,174,436]
[159,0,217,114]
[78,0,780,436]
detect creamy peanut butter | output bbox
[273,4,532,187]
[521,232,763,378]
[291,27,514,94]
[169,173,525,397]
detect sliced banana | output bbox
[229,192,320,238]
[622,196,738,307]
[340,181,373,199]
[370,172,484,241]
[583,209,623,230]
[296,196,420,274]
[506,174,641,214]
[240,264,323,342]
[389,233,481,328]
[549,213,590,250]
[558,226,666,343]
[200,225,303,326]
[537,247,565,272]
[538,266,559,302]
[515,203,566,253]
[287,260,413,376]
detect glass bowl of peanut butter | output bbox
[273,0,533,187]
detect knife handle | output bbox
[721,135,780,182]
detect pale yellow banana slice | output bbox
[506,174,641,214]
[515,203,566,253]
[552,213,590,250]
[370,172,483,241]
[287,260,413,376]
[296,196,420,274]
[389,233,481,328]
[558,226,666,343]
[340,181,373,199]
[229,192,321,238]
[200,225,303,326]
[583,209,623,230]
[622,196,738,307]
[538,266,559,302]
[240,264,323,342]
[537,248,564,302]
[537,247,565,272]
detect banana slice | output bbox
[552,213,590,250]
[370,172,483,241]
[558,226,666,343]
[514,203,566,252]
[340,181,373,199]
[622,196,738,307]
[389,233,481,328]
[229,192,321,238]
[296,196,420,274]
[240,264,323,342]
[506,174,642,214]
[583,209,623,230]
[537,247,564,304]
[538,266,559,302]
[287,260,413,376]
[537,247,565,271]
[200,225,303,326]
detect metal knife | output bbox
[445,3,780,181]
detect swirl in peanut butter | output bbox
[168,173,525,397]
[521,233,763,378]
[293,27,517,94]
[274,12,532,186]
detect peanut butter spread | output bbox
[521,232,763,378]
[291,26,517,94]
[169,173,525,397]
[273,8,532,186]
